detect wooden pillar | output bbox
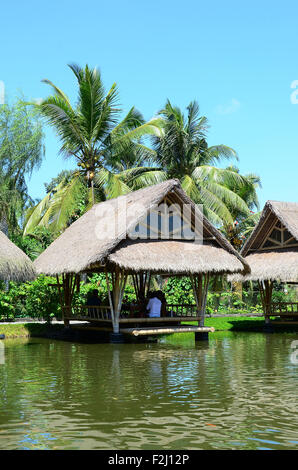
[258,280,273,324]
[191,273,210,327]
[105,268,128,334]
[57,273,78,327]
[132,271,151,304]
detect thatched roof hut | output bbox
[229,200,298,282]
[34,179,249,277]
[0,231,36,282]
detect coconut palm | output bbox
[220,167,261,250]
[151,100,255,225]
[24,64,163,235]
[40,64,162,198]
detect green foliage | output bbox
[151,99,259,226]
[160,277,265,314]
[0,276,61,322]
[162,277,194,304]
[72,273,137,306]
[12,227,55,260]
[24,64,163,235]
[0,97,44,236]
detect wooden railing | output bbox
[64,305,112,321]
[270,302,298,317]
[64,303,198,321]
[166,304,197,317]
[120,303,198,318]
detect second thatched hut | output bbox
[229,200,298,323]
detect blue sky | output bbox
[1,0,298,209]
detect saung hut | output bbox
[229,200,298,324]
[34,179,249,340]
[0,230,36,282]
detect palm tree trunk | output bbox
[91,179,95,206]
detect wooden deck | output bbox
[64,303,211,338]
[267,302,298,324]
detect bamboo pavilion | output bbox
[229,200,298,324]
[0,230,36,282]
[34,179,249,340]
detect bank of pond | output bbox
[1,316,298,340]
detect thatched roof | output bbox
[109,239,245,275]
[229,200,298,282]
[34,179,249,276]
[0,231,36,282]
[230,250,298,282]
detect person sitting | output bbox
[146,291,162,318]
[86,289,101,317]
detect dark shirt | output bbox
[86,296,101,306]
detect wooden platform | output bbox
[67,316,201,324]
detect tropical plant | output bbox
[12,226,55,260]
[219,166,261,250]
[0,98,44,235]
[24,64,163,235]
[151,100,257,225]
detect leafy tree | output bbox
[12,227,55,260]
[0,98,44,235]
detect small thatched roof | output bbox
[0,231,36,282]
[230,250,298,282]
[108,239,245,275]
[34,179,249,276]
[229,200,298,282]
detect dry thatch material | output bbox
[0,231,36,282]
[229,200,298,282]
[109,239,245,274]
[34,179,249,276]
[229,250,298,282]
[242,200,298,256]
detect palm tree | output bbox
[151,100,255,225]
[24,64,163,235]
[219,166,261,250]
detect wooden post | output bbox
[132,271,151,304]
[201,273,210,327]
[258,280,273,324]
[56,273,78,327]
[191,273,210,327]
[106,268,128,334]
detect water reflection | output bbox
[0,332,297,449]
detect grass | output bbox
[181,316,265,331]
[206,316,265,331]
[0,323,64,339]
[1,316,298,340]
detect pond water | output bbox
[0,332,297,450]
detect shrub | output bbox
[0,276,61,322]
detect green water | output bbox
[0,332,297,450]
